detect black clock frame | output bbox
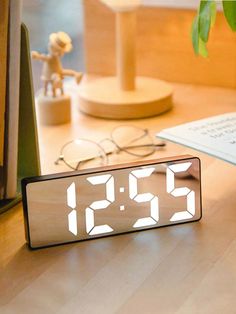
[21,154,202,249]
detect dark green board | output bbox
[0,23,40,214]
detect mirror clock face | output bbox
[22,155,202,249]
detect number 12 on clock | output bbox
[22,155,202,249]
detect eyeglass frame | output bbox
[55,125,166,171]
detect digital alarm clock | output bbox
[22,155,202,249]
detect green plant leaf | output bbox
[210,1,217,26]
[199,0,208,11]
[222,0,236,31]
[199,37,208,57]
[199,0,211,42]
[191,15,199,55]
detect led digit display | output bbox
[22,155,202,249]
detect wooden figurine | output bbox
[32,31,82,125]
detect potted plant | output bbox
[191,0,236,57]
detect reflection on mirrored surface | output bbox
[24,156,201,248]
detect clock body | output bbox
[22,155,202,249]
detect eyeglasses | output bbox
[55,125,166,170]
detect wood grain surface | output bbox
[0,82,236,313]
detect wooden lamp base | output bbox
[78,76,173,119]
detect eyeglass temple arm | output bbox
[123,143,166,148]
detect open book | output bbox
[157,112,236,165]
[0,0,22,199]
[0,0,9,198]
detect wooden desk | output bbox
[1,83,236,313]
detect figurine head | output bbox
[48,32,73,56]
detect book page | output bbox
[157,112,236,164]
